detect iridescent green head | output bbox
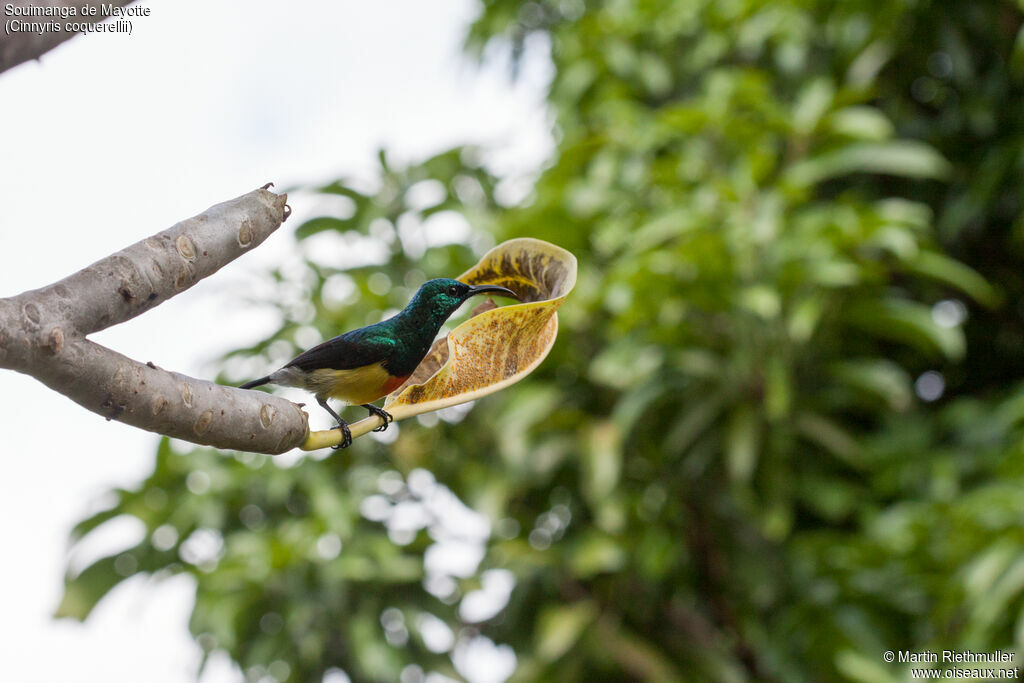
[407,278,519,324]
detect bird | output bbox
[239,278,519,448]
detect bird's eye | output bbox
[448,285,459,295]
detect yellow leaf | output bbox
[302,238,578,450]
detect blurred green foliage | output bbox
[62,0,1024,680]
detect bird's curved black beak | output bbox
[467,283,520,301]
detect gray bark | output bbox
[0,188,309,454]
[1,0,135,75]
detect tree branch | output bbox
[0,0,136,75]
[0,187,309,454]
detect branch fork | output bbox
[0,188,309,454]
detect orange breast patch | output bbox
[382,373,411,395]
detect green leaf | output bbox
[68,502,126,543]
[725,405,760,482]
[582,421,622,505]
[764,357,792,420]
[963,541,1019,602]
[663,392,725,456]
[785,141,952,187]
[315,181,368,202]
[965,556,1024,643]
[835,649,903,683]
[569,531,627,578]
[792,78,835,136]
[845,299,966,360]
[826,106,894,141]
[293,215,352,239]
[55,553,134,621]
[535,601,598,663]
[612,380,675,434]
[795,411,863,468]
[908,251,1001,308]
[829,359,913,412]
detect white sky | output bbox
[0,1,550,680]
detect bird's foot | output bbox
[363,404,394,432]
[330,422,353,450]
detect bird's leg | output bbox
[317,397,352,449]
[362,403,394,432]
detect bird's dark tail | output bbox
[239,375,271,390]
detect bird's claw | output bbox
[371,413,393,432]
[364,404,394,432]
[330,422,353,450]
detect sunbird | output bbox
[240,278,519,448]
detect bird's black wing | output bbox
[285,331,396,372]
